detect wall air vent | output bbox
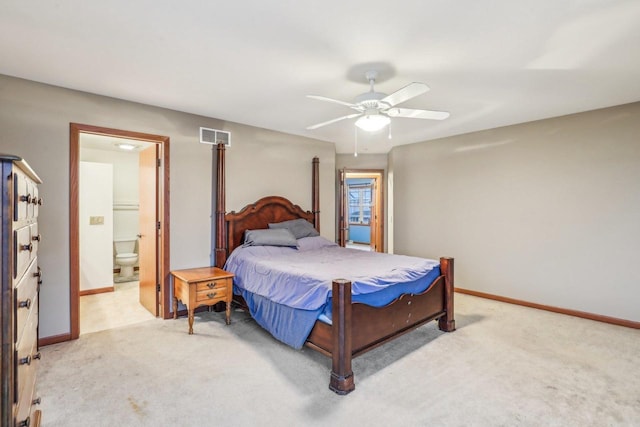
[199,127,231,147]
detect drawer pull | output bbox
[207,292,217,299]
[19,299,32,309]
[19,355,32,366]
[20,194,32,204]
[32,234,42,242]
[34,267,43,285]
[33,352,42,360]
[37,196,43,206]
[31,197,39,205]
[207,283,215,289]
[17,416,30,427]
[21,243,33,252]
[32,397,41,405]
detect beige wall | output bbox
[335,153,387,171]
[390,102,640,322]
[0,75,335,338]
[224,122,335,234]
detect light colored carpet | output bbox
[39,294,640,426]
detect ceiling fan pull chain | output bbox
[354,126,358,157]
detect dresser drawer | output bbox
[15,260,39,343]
[26,180,35,219]
[13,171,29,221]
[15,295,39,406]
[30,223,40,254]
[196,285,228,304]
[15,372,38,427]
[32,184,40,219]
[12,169,40,222]
[14,226,35,280]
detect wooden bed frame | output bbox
[213,144,455,394]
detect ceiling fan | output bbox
[306,70,450,132]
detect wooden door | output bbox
[138,145,158,316]
[342,170,384,252]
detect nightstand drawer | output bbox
[195,277,231,292]
[196,286,228,303]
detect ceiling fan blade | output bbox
[387,108,450,120]
[381,82,430,107]
[306,113,362,130]
[307,95,359,109]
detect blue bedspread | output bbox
[224,236,440,349]
[235,288,323,349]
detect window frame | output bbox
[347,183,373,226]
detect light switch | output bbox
[89,216,104,225]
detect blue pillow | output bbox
[243,228,298,248]
[268,218,319,239]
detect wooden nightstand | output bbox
[171,266,234,334]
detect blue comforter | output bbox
[224,236,440,348]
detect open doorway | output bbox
[69,124,171,339]
[338,170,384,252]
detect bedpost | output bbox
[215,143,227,268]
[312,156,320,232]
[338,168,346,247]
[329,279,355,395]
[438,257,456,332]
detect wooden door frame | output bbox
[340,169,384,252]
[69,123,171,340]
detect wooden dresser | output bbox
[1,155,43,427]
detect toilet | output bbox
[114,239,139,278]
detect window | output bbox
[348,183,372,225]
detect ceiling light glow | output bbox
[116,143,136,151]
[355,113,390,132]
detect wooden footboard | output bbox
[306,257,455,394]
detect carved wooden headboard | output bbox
[214,145,319,268]
[225,196,314,256]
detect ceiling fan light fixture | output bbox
[306,71,447,133]
[116,142,136,151]
[355,113,390,132]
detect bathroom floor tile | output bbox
[114,272,139,283]
[80,281,155,335]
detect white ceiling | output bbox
[80,134,152,153]
[2,1,639,154]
